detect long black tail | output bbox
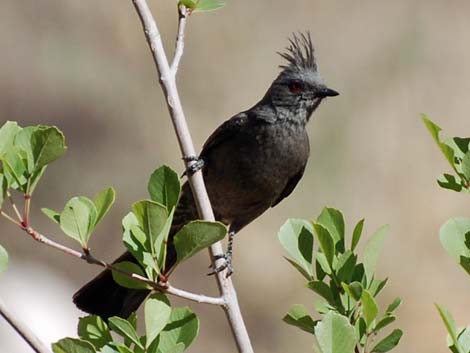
[73,182,197,319]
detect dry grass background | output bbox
[1,1,470,352]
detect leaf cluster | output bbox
[53,293,199,353]
[279,208,403,353]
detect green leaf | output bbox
[317,207,345,251]
[313,223,335,268]
[308,281,334,304]
[93,187,115,226]
[145,293,172,348]
[422,115,457,170]
[60,197,98,246]
[0,244,8,275]
[457,327,470,353]
[278,219,314,278]
[173,220,227,265]
[52,338,96,353]
[462,152,470,180]
[368,278,388,297]
[282,304,316,335]
[193,0,227,12]
[178,0,198,9]
[158,307,199,352]
[335,251,357,283]
[373,315,396,332]
[132,200,168,257]
[440,217,470,275]
[437,174,464,192]
[165,343,186,353]
[148,165,180,211]
[363,225,389,283]
[351,219,364,251]
[0,172,6,208]
[77,315,112,350]
[0,121,21,156]
[315,311,357,353]
[108,316,144,349]
[2,146,28,192]
[29,126,66,170]
[436,304,464,353]
[284,256,312,280]
[371,329,403,353]
[41,208,61,224]
[361,290,378,327]
[386,298,402,313]
[111,261,150,290]
[341,282,362,301]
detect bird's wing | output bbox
[271,163,307,207]
[200,112,249,159]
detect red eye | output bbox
[289,81,303,93]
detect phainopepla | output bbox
[73,32,338,319]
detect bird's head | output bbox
[265,32,338,121]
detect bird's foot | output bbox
[208,253,234,278]
[182,155,204,176]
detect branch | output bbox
[131,1,253,352]
[171,5,188,74]
[0,298,51,353]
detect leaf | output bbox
[193,0,227,12]
[145,293,172,348]
[165,343,186,353]
[29,126,66,170]
[313,223,335,269]
[440,217,470,275]
[422,115,457,170]
[111,262,150,290]
[368,278,388,297]
[436,304,464,353]
[282,304,316,335]
[386,298,402,314]
[173,220,227,265]
[0,121,21,156]
[278,219,314,278]
[335,251,357,283]
[457,327,470,353]
[351,219,364,251]
[0,172,6,208]
[315,311,357,353]
[77,315,112,350]
[132,200,168,257]
[60,197,98,246]
[374,315,396,332]
[108,316,144,349]
[2,146,28,192]
[158,307,199,352]
[437,174,464,192]
[361,290,378,327]
[148,165,180,211]
[284,256,312,280]
[52,338,96,353]
[0,244,8,275]
[41,208,61,224]
[363,225,389,283]
[93,187,115,226]
[317,207,345,251]
[341,282,362,301]
[371,329,403,353]
[308,281,334,304]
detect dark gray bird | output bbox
[73,32,338,319]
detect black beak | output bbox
[319,88,340,98]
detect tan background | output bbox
[1,1,470,352]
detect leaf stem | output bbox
[23,194,31,227]
[1,210,24,228]
[6,191,22,222]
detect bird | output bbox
[73,32,339,319]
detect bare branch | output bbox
[131,1,254,352]
[1,210,24,228]
[171,5,188,74]
[0,297,51,353]
[6,191,22,222]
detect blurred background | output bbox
[1,0,470,352]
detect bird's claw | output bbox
[182,155,204,177]
[208,253,234,278]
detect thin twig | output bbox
[23,194,31,227]
[0,298,51,353]
[20,225,225,306]
[1,210,24,228]
[6,191,22,222]
[171,5,188,74]
[131,1,253,352]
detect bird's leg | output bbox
[208,231,235,277]
[182,155,205,176]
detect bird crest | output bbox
[278,32,317,73]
